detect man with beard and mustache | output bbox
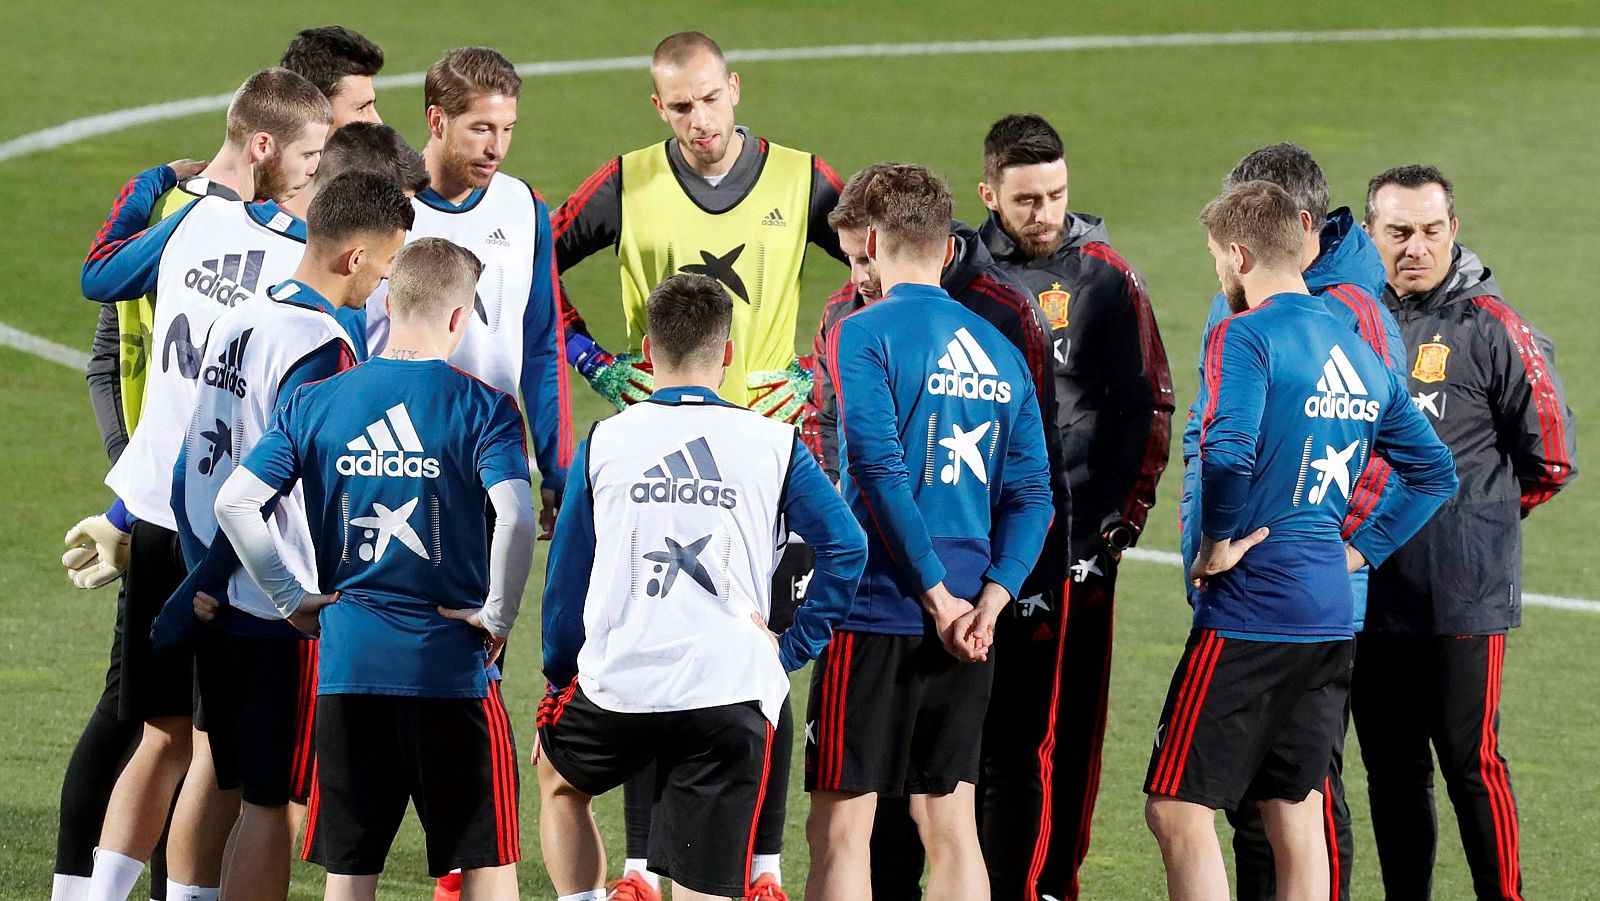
[361,46,572,541]
[549,31,847,900]
[1148,180,1454,901]
[53,67,331,901]
[807,164,1064,901]
[973,114,1174,901]
[1354,166,1576,901]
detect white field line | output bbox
[1121,548,1600,614]
[5,26,1598,612]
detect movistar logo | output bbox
[335,404,442,478]
[630,436,737,509]
[162,314,203,378]
[184,251,265,306]
[202,328,252,398]
[927,327,1012,404]
[1304,345,1381,422]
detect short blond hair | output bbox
[425,47,522,117]
[387,238,482,320]
[1199,180,1305,271]
[225,68,332,148]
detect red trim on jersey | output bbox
[1024,580,1072,898]
[1472,297,1571,512]
[300,759,321,861]
[484,681,520,863]
[547,251,576,467]
[825,312,897,561]
[1326,285,1389,366]
[744,720,776,891]
[289,640,318,798]
[1480,634,1523,899]
[1323,776,1340,901]
[1150,631,1224,795]
[967,273,1050,398]
[813,155,844,192]
[551,158,620,240]
[86,174,144,261]
[1341,457,1392,539]
[536,677,580,730]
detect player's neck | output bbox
[280,185,314,220]
[382,324,451,361]
[876,260,943,297]
[199,143,255,200]
[652,366,723,393]
[679,129,744,180]
[1242,271,1310,309]
[287,257,349,310]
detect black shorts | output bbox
[195,629,318,805]
[805,629,994,797]
[767,541,814,634]
[302,684,520,877]
[537,682,774,898]
[117,521,193,723]
[1145,629,1352,810]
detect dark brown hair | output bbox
[316,122,429,194]
[1365,164,1456,224]
[306,170,415,249]
[827,163,895,232]
[646,273,733,367]
[425,47,521,117]
[982,114,1065,185]
[280,26,384,98]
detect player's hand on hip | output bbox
[62,514,131,590]
[288,592,339,636]
[193,591,221,622]
[751,612,781,657]
[1189,527,1270,590]
[437,605,508,667]
[1344,543,1368,573]
[165,158,208,180]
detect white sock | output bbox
[86,849,143,901]
[555,891,607,901]
[750,853,782,884]
[623,859,660,890]
[52,874,92,901]
[164,882,219,901]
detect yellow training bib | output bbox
[618,139,813,407]
[115,184,207,431]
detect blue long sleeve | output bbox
[81,198,199,302]
[517,194,574,497]
[835,318,946,592]
[1198,319,1269,540]
[1345,370,1459,567]
[541,440,594,687]
[85,164,176,261]
[1182,294,1233,466]
[775,437,866,671]
[983,377,1055,596]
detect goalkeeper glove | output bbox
[747,355,816,425]
[63,512,131,589]
[569,332,653,411]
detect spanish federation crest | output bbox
[1412,334,1451,384]
[1038,282,1071,330]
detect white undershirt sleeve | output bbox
[215,468,307,617]
[477,478,536,638]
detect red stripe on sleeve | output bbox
[551,158,620,240]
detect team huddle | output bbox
[48,23,1575,901]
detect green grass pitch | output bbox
[3,2,1598,897]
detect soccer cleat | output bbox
[606,871,661,901]
[432,870,462,901]
[746,874,789,901]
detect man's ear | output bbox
[1301,209,1318,235]
[342,245,365,278]
[942,235,956,269]
[247,131,274,165]
[1230,242,1252,276]
[426,106,447,141]
[977,181,998,212]
[448,304,466,333]
[641,334,654,366]
[722,338,734,367]
[866,226,879,262]
[1448,217,1460,241]
[650,93,668,123]
[727,70,741,107]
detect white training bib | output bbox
[577,397,798,724]
[107,198,306,529]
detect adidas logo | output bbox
[927,327,1013,404]
[1304,346,1381,422]
[630,436,738,509]
[184,251,265,306]
[485,228,511,247]
[761,208,786,227]
[335,404,442,478]
[202,328,252,398]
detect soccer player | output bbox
[1181,142,1401,901]
[62,69,332,901]
[162,167,415,901]
[972,113,1175,901]
[805,162,1061,899]
[535,272,865,901]
[1355,166,1576,901]
[551,31,847,893]
[363,46,572,532]
[208,237,533,901]
[804,164,1054,901]
[280,25,385,129]
[1147,181,1455,901]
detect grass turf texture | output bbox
[3,2,1598,896]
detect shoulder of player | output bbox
[957,268,1037,322]
[1074,239,1147,292]
[1463,291,1547,356]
